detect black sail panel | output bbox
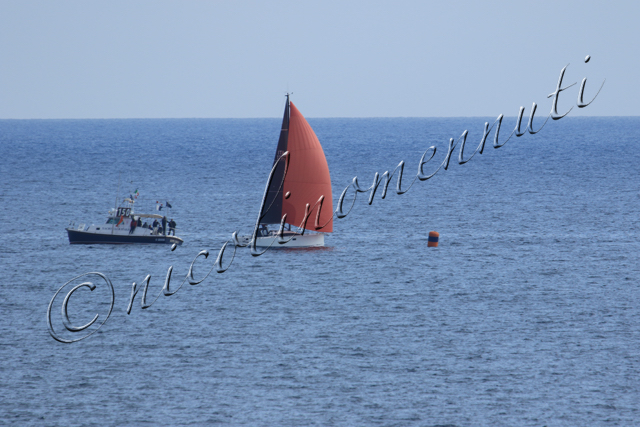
[260,96,290,225]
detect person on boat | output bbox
[137,217,142,227]
[129,217,137,234]
[162,216,167,236]
[259,224,268,237]
[168,219,176,236]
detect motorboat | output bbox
[66,199,183,245]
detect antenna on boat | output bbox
[285,92,292,119]
[115,173,121,212]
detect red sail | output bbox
[281,102,333,232]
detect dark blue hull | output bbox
[67,229,183,245]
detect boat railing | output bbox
[149,226,178,236]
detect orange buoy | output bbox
[428,231,439,247]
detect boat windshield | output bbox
[106,218,119,224]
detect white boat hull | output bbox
[237,232,324,248]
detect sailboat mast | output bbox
[283,92,292,125]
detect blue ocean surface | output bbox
[0,116,639,426]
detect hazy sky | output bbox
[0,1,635,118]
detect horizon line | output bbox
[0,114,635,120]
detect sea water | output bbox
[0,117,639,426]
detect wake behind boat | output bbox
[238,94,333,248]
[66,197,183,245]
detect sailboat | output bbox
[239,94,333,248]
